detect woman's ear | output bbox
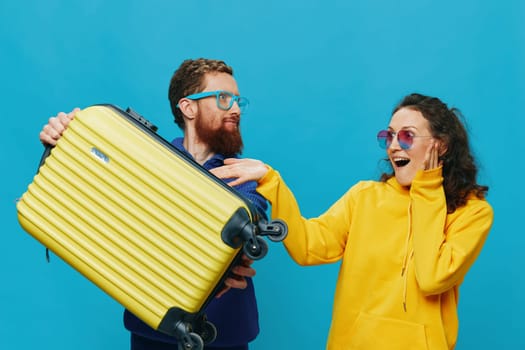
[438,141,448,157]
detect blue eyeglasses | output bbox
[177,90,249,113]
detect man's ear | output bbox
[178,99,197,120]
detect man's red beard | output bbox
[195,114,244,156]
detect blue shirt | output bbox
[123,137,268,347]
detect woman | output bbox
[210,93,493,350]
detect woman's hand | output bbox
[423,140,443,170]
[210,158,269,186]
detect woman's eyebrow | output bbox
[387,125,419,131]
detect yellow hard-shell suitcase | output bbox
[16,104,287,350]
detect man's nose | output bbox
[230,100,241,114]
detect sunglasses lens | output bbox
[376,130,390,149]
[398,130,413,150]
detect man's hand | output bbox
[39,108,80,146]
[215,255,256,298]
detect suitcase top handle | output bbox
[125,107,158,132]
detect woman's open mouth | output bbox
[393,157,410,167]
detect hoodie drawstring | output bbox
[401,201,413,312]
[402,249,414,312]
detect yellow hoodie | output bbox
[256,166,493,350]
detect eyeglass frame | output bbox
[376,129,433,150]
[176,90,249,112]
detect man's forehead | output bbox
[202,72,239,93]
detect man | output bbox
[39,58,267,350]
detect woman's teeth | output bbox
[393,157,410,167]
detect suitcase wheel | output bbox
[178,332,204,350]
[198,321,217,345]
[266,219,288,242]
[243,236,268,260]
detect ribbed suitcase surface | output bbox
[17,105,250,331]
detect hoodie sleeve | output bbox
[256,167,352,266]
[410,167,494,295]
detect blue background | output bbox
[2,0,523,349]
